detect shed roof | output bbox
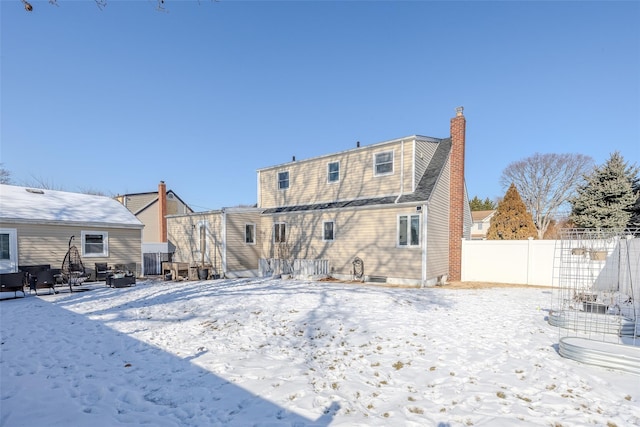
[0,184,143,228]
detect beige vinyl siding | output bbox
[3,223,141,270]
[167,213,223,274]
[258,139,417,209]
[224,211,262,272]
[138,207,160,243]
[260,205,423,280]
[414,139,440,191]
[463,186,472,240]
[120,193,157,214]
[425,158,450,280]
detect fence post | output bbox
[526,237,534,285]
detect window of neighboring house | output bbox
[274,223,286,243]
[323,221,335,241]
[0,233,9,260]
[374,151,393,176]
[477,222,483,230]
[398,215,420,247]
[278,171,290,190]
[245,223,256,244]
[327,161,340,183]
[81,231,108,257]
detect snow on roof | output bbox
[0,184,143,228]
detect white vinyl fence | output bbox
[461,238,557,286]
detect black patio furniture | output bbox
[0,272,26,298]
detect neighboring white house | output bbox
[470,210,496,240]
[0,184,144,275]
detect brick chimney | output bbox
[449,107,466,282]
[158,181,167,243]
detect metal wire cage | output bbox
[550,228,640,373]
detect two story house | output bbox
[166,107,471,286]
[257,108,471,286]
[471,210,496,240]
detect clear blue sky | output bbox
[2,1,639,212]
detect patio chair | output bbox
[0,272,26,298]
[95,263,109,281]
[32,269,57,295]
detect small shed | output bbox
[0,184,144,276]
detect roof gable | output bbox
[0,184,143,227]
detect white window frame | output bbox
[274,222,286,243]
[397,214,420,247]
[323,221,335,241]
[278,171,290,190]
[81,231,109,257]
[245,223,256,245]
[0,228,18,273]
[327,161,340,183]
[374,150,394,176]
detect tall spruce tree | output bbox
[570,152,639,229]
[486,183,538,240]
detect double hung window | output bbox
[327,162,340,183]
[398,215,420,247]
[278,171,290,190]
[82,231,109,257]
[374,151,393,176]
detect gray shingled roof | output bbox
[261,139,452,214]
[397,138,451,203]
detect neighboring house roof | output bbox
[0,184,143,228]
[262,138,453,214]
[472,210,496,222]
[118,190,193,215]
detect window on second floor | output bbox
[398,215,420,247]
[82,231,109,257]
[274,223,286,243]
[374,151,393,176]
[245,223,256,244]
[327,161,340,183]
[323,221,335,241]
[278,171,290,190]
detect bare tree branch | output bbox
[500,153,594,239]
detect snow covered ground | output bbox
[1,278,638,427]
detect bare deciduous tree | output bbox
[0,164,11,184]
[21,0,178,12]
[500,153,593,239]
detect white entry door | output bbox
[0,228,18,273]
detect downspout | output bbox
[422,204,428,287]
[394,140,405,203]
[221,209,227,277]
[257,171,261,208]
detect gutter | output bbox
[394,140,405,204]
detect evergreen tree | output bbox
[469,196,497,211]
[570,152,639,229]
[486,183,537,240]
